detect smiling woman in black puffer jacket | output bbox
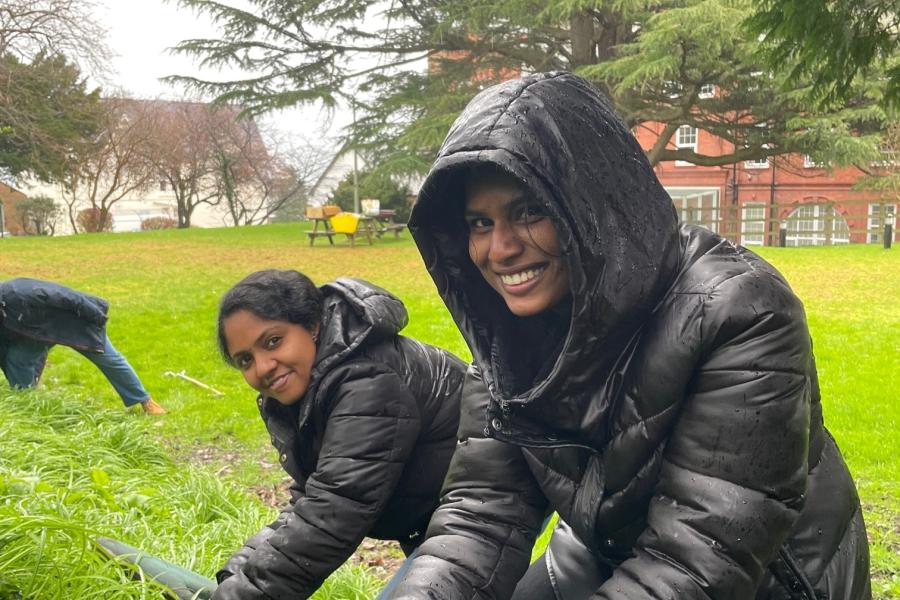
[212,270,466,600]
[386,72,870,600]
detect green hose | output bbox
[94,537,217,600]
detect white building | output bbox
[20,178,240,235]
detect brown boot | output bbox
[140,398,167,415]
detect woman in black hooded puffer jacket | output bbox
[386,72,870,600]
[212,270,466,599]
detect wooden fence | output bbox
[673,197,896,247]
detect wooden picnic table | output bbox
[307,216,335,246]
[306,205,342,246]
[329,212,376,246]
[306,205,404,247]
[371,210,407,238]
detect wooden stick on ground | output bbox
[163,370,225,397]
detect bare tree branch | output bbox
[0,0,111,77]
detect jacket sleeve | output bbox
[211,364,423,600]
[389,366,548,600]
[215,483,305,584]
[593,273,811,600]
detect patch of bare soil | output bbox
[251,476,293,508]
[350,539,406,581]
[189,445,241,477]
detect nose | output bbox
[487,219,524,264]
[254,352,277,382]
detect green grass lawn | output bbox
[0,224,897,597]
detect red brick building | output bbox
[633,122,897,246]
[0,181,27,236]
[425,57,896,246]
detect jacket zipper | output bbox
[776,546,818,600]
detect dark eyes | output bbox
[468,216,493,231]
[467,204,547,232]
[516,204,547,222]
[232,336,282,370]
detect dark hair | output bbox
[217,269,324,363]
[463,162,520,190]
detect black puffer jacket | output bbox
[389,72,869,599]
[0,278,108,351]
[213,278,466,600]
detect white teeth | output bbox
[500,267,544,286]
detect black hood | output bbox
[311,277,408,380]
[264,277,409,428]
[410,72,681,434]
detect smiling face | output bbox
[464,177,570,317]
[223,310,318,405]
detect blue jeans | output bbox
[0,335,150,407]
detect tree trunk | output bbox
[99,207,111,232]
[182,202,194,228]
[64,186,80,233]
[570,12,595,68]
[174,186,191,228]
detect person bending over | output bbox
[0,277,165,415]
[387,72,870,599]
[213,270,466,599]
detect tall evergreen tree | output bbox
[169,0,888,175]
[749,1,899,110]
[0,52,102,183]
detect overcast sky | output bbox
[93,0,348,146]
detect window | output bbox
[698,84,716,99]
[803,155,825,168]
[747,70,767,92]
[744,157,769,169]
[668,188,719,233]
[159,180,168,191]
[868,203,896,243]
[675,126,698,167]
[676,126,698,150]
[665,80,683,99]
[741,203,766,246]
[785,204,850,246]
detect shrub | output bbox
[141,216,177,230]
[17,195,60,236]
[76,207,113,233]
[328,169,412,221]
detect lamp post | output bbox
[351,103,360,214]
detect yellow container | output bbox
[329,212,360,234]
